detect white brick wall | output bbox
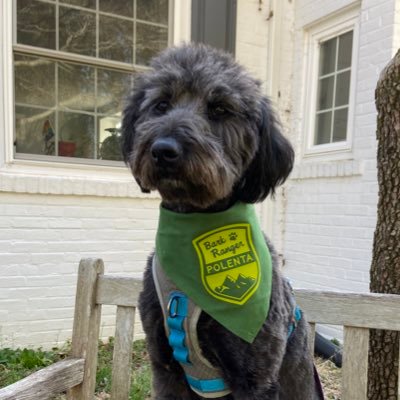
[1,0,399,348]
[235,0,270,85]
[278,0,399,339]
[0,192,159,348]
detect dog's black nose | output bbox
[151,138,182,166]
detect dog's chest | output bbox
[152,254,232,398]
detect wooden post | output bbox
[67,259,104,400]
[110,306,136,400]
[342,326,369,400]
[308,322,316,357]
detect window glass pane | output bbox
[97,69,132,114]
[15,0,170,163]
[98,116,123,161]
[60,0,96,9]
[136,23,168,66]
[15,106,56,156]
[99,0,133,18]
[317,76,334,111]
[137,0,169,25]
[17,0,56,50]
[58,112,95,158]
[337,31,353,70]
[319,37,337,76]
[99,16,133,63]
[335,71,351,107]
[14,55,56,108]
[59,7,96,56]
[332,108,348,142]
[314,111,332,145]
[58,63,95,112]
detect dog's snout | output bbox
[151,137,182,166]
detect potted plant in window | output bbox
[99,127,122,161]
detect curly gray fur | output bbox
[122,43,321,399]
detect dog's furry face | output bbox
[122,44,294,209]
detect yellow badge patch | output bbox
[193,224,260,305]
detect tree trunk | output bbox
[367,49,400,400]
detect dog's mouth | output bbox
[156,179,222,208]
[130,132,240,208]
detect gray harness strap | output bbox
[152,255,231,398]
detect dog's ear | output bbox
[238,97,294,203]
[121,85,151,193]
[121,87,146,164]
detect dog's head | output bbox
[122,44,294,210]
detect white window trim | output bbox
[0,0,191,197]
[302,6,360,159]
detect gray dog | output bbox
[122,44,323,399]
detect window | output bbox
[314,31,353,145]
[304,9,359,156]
[13,0,170,164]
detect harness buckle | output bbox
[167,295,180,318]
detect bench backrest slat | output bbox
[97,275,142,307]
[342,326,369,400]
[295,289,400,330]
[111,305,136,400]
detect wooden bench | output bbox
[1,258,400,400]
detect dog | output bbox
[122,44,323,400]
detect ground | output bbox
[315,357,341,399]
[0,339,341,399]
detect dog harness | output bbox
[153,202,308,398]
[153,255,231,398]
[153,255,304,398]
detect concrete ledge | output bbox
[290,160,363,180]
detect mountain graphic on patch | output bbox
[215,274,256,299]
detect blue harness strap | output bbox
[166,292,230,395]
[165,291,304,397]
[287,305,302,338]
[186,375,228,393]
[167,292,190,364]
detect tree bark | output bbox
[367,49,400,400]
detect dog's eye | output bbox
[155,101,169,114]
[208,105,228,119]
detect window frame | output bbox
[6,0,176,168]
[303,8,359,158]
[0,0,191,197]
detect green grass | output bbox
[0,338,151,400]
[1,340,342,399]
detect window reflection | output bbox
[99,15,134,63]
[59,63,96,112]
[15,0,169,162]
[17,0,56,50]
[136,23,168,66]
[59,7,96,56]
[15,107,56,156]
[14,54,132,161]
[17,0,168,67]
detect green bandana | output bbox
[155,202,272,343]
